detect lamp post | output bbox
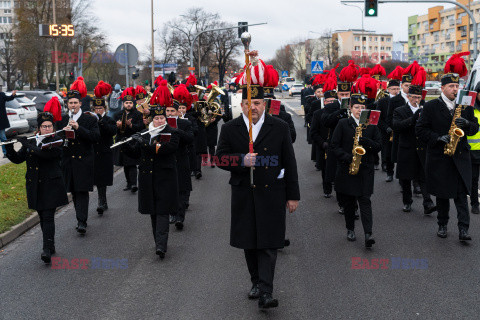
[341,2,365,67]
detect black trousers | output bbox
[399,179,433,207]
[124,165,137,187]
[321,166,333,195]
[244,249,278,294]
[381,140,394,176]
[471,163,479,207]
[436,178,470,231]
[150,214,169,252]
[208,146,216,163]
[38,209,55,250]
[72,191,89,224]
[338,193,373,234]
[97,186,107,206]
[176,191,189,222]
[195,154,203,173]
[374,152,380,166]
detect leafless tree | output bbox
[0,26,16,90]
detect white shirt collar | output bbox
[400,90,408,103]
[408,101,420,114]
[242,111,265,142]
[69,108,82,122]
[389,93,396,98]
[352,116,360,126]
[441,92,455,110]
[148,121,166,142]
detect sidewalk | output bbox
[0,142,21,166]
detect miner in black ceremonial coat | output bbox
[59,79,100,234]
[393,83,435,214]
[6,112,68,263]
[166,102,194,230]
[92,91,117,215]
[416,72,478,241]
[123,103,179,259]
[216,81,300,309]
[114,87,145,192]
[330,94,382,247]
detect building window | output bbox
[7,16,11,23]
[355,36,360,41]
[380,37,384,41]
[375,37,378,41]
[369,46,372,50]
[375,46,378,50]
[381,46,385,50]
[354,46,360,50]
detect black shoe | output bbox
[386,175,393,182]
[175,220,184,230]
[97,205,105,215]
[324,193,332,198]
[258,293,278,309]
[131,185,138,193]
[211,164,215,168]
[50,246,56,255]
[284,239,291,247]
[338,207,344,215]
[424,204,437,215]
[437,225,447,238]
[169,215,176,224]
[354,210,359,220]
[413,186,422,195]
[76,222,87,234]
[41,248,51,264]
[185,203,190,210]
[195,171,202,179]
[365,233,375,248]
[315,167,321,171]
[347,230,356,241]
[403,204,412,212]
[248,284,261,300]
[459,229,472,241]
[156,249,166,259]
[123,185,131,191]
[472,206,480,215]
[381,164,387,172]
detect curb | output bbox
[0,167,123,249]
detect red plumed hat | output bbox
[264,65,280,88]
[354,74,378,99]
[312,73,325,87]
[411,67,427,88]
[370,64,386,78]
[43,97,62,122]
[359,67,371,76]
[154,75,164,87]
[326,63,340,80]
[237,59,267,86]
[70,76,87,98]
[403,61,421,77]
[186,74,198,87]
[94,81,112,98]
[134,85,148,100]
[339,60,359,83]
[150,80,173,107]
[387,66,404,80]
[173,84,192,106]
[444,51,469,77]
[120,87,136,102]
[207,81,218,90]
[323,76,337,92]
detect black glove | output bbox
[340,108,348,117]
[455,117,470,129]
[131,133,143,143]
[18,136,28,147]
[340,153,353,164]
[437,135,450,144]
[322,142,329,150]
[386,127,393,135]
[359,136,374,148]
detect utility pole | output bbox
[151,0,155,87]
[52,0,59,92]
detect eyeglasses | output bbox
[40,125,53,129]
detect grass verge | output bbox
[0,162,32,234]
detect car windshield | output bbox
[16,96,34,104]
[5,98,22,108]
[285,78,295,82]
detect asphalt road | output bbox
[2,97,480,319]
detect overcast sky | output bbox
[91,0,455,60]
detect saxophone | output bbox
[444,105,465,156]
[349,124,366,175]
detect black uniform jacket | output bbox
[176,118,194,192]
[216,114,300,250]
[331,117,382,197]
[94,114,117,187]
[59,111,100,192]
[123,125,180,215]
[113,108,144,167]
[416,96,479,198]
[387,93,407,162]
[6,135,68,211]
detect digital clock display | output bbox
[38,24,75,37]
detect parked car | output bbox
[283,77,296,90]
[424,81,441,95]
[5,107,30,138]
[18,90,64,113]
[289,83,304,96]
[5,93,38,131]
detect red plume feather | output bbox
[387,66,404,80]
[120,87,135,100]
[154,75,164,87]
[173,84,192,106]
[150,80,172,107]
[339,60,359,83]
[312,73,325,86]
[359,67,371,76]
[444,52,469,77]
[355,74,378,99]
[370,64,386,77]
[43,97,62,122]
[327,63,340,80]
[264,65,279,87]
[134,85,147,97]
[94,81,112,98]
[403,61,421,77]
[70,76,87,98]
[411,67,427,87]
[186,74,197,87]
[323,76,337,92]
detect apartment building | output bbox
[332,29,394,63]
[0,0,13,89]
[408,0,480,74]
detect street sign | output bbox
[282,84,289,91]
[114,43,139,67]
[311,61,324,74]
[188,67,195,71]
[281,70,289,77]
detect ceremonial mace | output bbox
[241,32,254,187]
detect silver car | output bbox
[6,93,38,131]
[5,107,29,138]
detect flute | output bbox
[110,125,166,149]
[0,130,65,146]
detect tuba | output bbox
[200,83,224,127]
[167,83,175,95]
[444,105,465,156]
[349,124,366,175]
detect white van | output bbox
[465,57,480,90]
[283,77,296,89]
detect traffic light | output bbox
[132,68,140,79]
[365,0,378,17]
[238,22,248,38]
[69,71,74,80]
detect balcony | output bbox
[461,31,467,37]
[411,40,416,45]
[434,35,439,42]
[457,18,462,24]
[457,45,463,51]
[421,38,426,44]
[449,20,455,26]
[445,34,451,40]
[430,25,434,30]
